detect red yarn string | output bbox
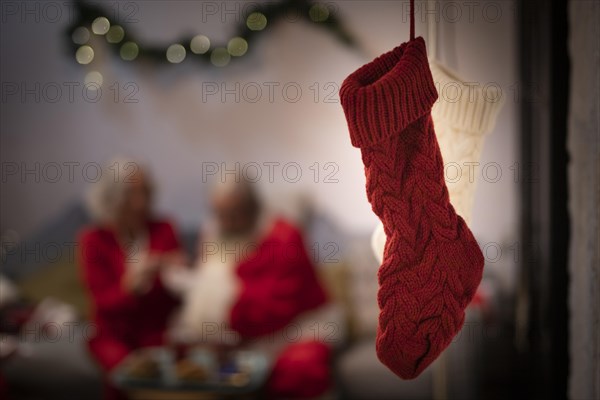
[410,0,415,40]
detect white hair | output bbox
[85,157,154,223]
[210,171,264,216]
[210,171,257,203]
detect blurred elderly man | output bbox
[78,158,185,400]
[171,175,340,399]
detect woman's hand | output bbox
[121,253,161,295]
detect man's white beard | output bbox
[170,237,245,345]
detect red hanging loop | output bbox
[410,0,415,40]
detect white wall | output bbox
[0,1,519,259]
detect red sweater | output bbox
[230,218,328,338]
[78,220,181,370]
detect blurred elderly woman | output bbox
[78,158,185,398]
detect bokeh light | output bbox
[166,44,186,63]
[227,37,248,57]
[309,4,330,22]
[75,45,94,64]
[84,71,104,89]
[190,35,210,54]
[246,12,267,31]
[120,42,139,61]
[91,17,110,35]
[106,25,125,44]
[210,47,231,67]
[72,27,90,45]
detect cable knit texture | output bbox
[339,37,484,379]
[371,60,505,264]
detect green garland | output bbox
[66,0,357,68]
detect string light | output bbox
[210,48,230,67]
[190,35,210,54]
[166,44,186,63]
[84,71,103,88]
[120,42,139,61]
[246,12,267,31]
[91,17,110,35]
[75,45,94,64]
[227,37,248,57]
[106,25,125,43]
[67,0,356,68]
[72,27,90,44]
[309,4,330,22]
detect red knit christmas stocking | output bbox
[339,36,484,379]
